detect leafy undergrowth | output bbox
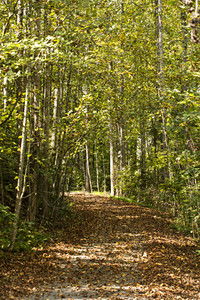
[0,193,200,299]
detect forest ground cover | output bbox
[0,193,200,299]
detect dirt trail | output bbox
[1,193,200,299]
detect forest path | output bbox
[1,193,200,299]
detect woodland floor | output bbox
[0,193,200,300]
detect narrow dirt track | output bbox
[1,193,200,299]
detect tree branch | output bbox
[0,98,19,127]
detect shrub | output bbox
[0,204,49,252]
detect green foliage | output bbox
[14,222,50,252]
[0,0,200,249]
[0,205,49,252]
[0,204,15,250]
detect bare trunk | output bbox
[82,151,86,191]
[0,161,4,205]
[27,0,41,222]
[181,4,188,93]
[110,129,114,196]
[27,73,40,222]
[118,1,126,196]
[119,125,125,172]
[155,0,172,181]
[191,0,199,43]
[42,3,51,217]
[8,0,25,251]
[3,77,7,110]
[102,152,106,193]
[17,0,23,40]
[51,88,58,151]
[140,122,146,190]
[119,124,125,196]
[95,141,100,192]
[85,142,92,193]
[42,64,51,219]
[9,81,29,251]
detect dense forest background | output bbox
[0,0,200,250]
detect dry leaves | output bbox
[0,192,199,299]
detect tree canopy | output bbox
[0,0,200,250]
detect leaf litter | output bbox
[0,192,200,299]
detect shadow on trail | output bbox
[1,193,199,299]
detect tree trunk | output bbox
[156,0,164,87]
[181,2,188,93]
[3,77,7,110]
[119,124,125,196]
[155,0,172,181]
[17,0,23,40]
[0,161,4,205]
[51,88,58,151]
[85,142,92,193]
[102,151,107,193]
[110,127,114,196]
[27,0,41,222]
[42,62,51,220]
[95,141,100,192]
[82,150,86,191]
[42,4,51,219]
[191,0,199,43]
[8,0,25,251]
[9,81,29,251]
[140,121,146,190]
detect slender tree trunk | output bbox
[119,124,125,196]
[110,127,114,196]
[152,121,159,188]
[42,63,51,219]
[0,161,4,205]
[181,3,188,93]
[102,151,107,193]
[140,120,146,190]
[8,0,26,251]
[17,0,23,40]
[28,73,40,222]
[156,0,164,87]
[119,125,125,172]
[155,0,172,181]
[82,150,86,191]
[41,3,52,219]
[3,77,7,110]
[85,142,92,193]
[95,141,100,192]
[191,0,199,43]
[118,0,126,196]
[51,88,58,151]
[27,0,41,222]
[9,81,29,251]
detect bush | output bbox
[0,204,49,252]
[15,222,49,251]
[0,204,15,250]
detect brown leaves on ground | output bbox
[0,193,200,299]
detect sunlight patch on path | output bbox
[25,194,148,299]
[27,284,148,299]
[26,237,148,299]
